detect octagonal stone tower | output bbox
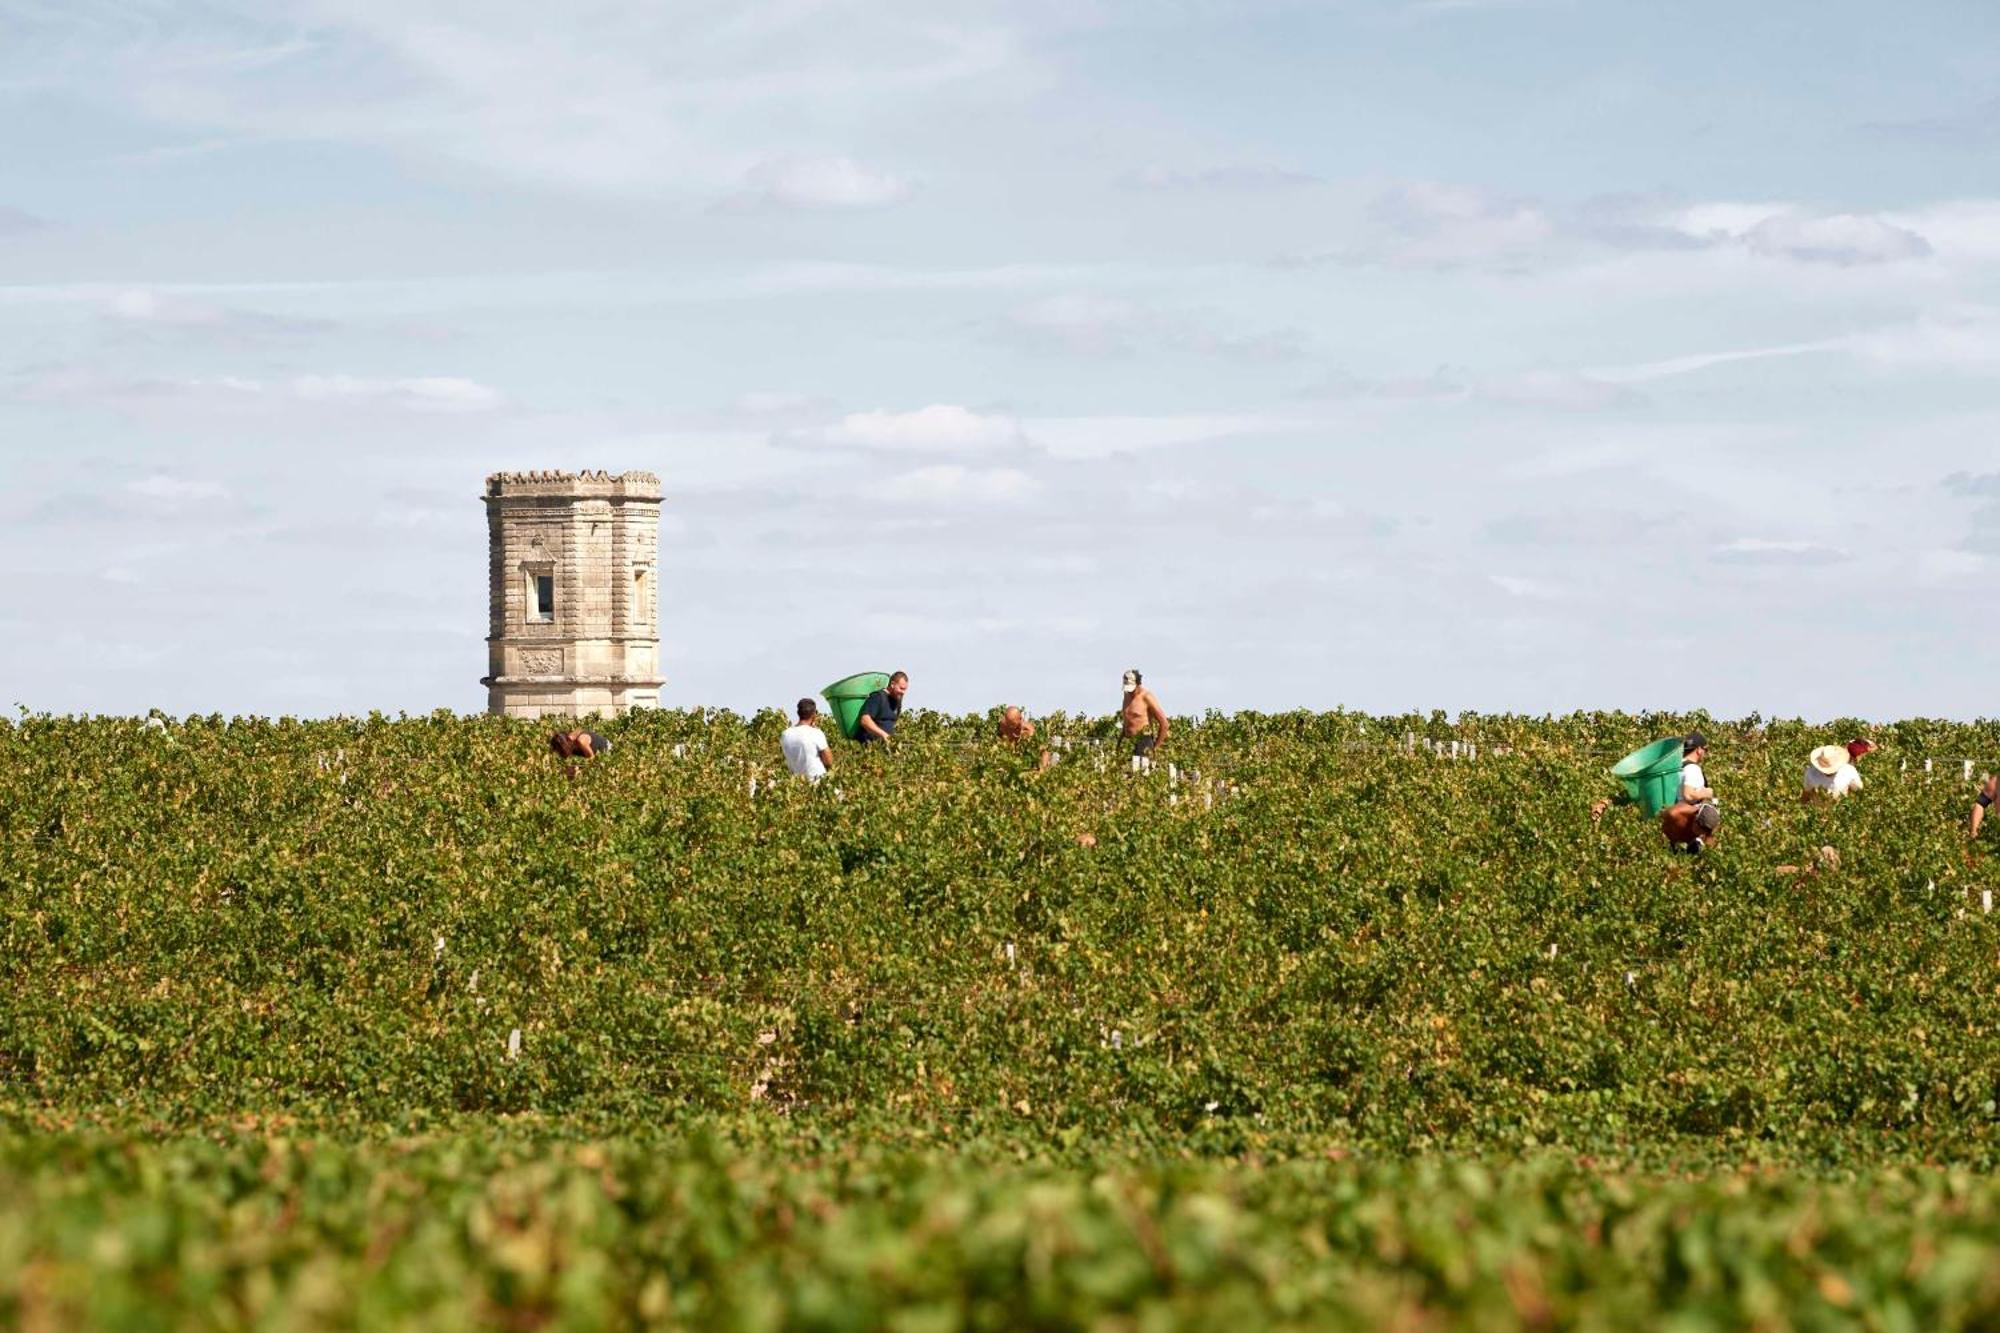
[481,470,663,719]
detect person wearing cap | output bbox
[1119,669,1169,762]
[1971,773,1998,838]
[1802,739,1876,800]
[1657,732,1721,852]
[1660,799,1722,853]
[1589,731,1712,823]
[780,698,834,782]
[1677,732,1714,805]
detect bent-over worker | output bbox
[549,728,611,760]
[997,705,1036,743]
[1972,773,1998,838]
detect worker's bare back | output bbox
[1122,687,1163,737]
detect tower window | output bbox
[527,570,555,622]
[633,566,652,624]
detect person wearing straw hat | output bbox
[1802,739,1876,800]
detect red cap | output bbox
[1847,739,1877,759]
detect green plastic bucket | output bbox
[1610,737,1685,817]
[823,672,891,741]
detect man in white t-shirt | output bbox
[780,698,833,781]
[1803,739,1876,800]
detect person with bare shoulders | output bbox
[1972,773,1997,838]
[549,728,610,761]
[998,705,1054,770]
[1659,800,1721,854]
[549,726,611,781]
[1119,669,1168,761]
[997,705,1036,743]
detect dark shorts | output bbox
[1131,734,1157,758]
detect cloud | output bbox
[1713,537,1846,566]
[879,464,1041,505]
[10,1,1019,199]
[1736,212,1932,266]
[291,374,504,411]
[1353,180,1557,270]
[1863,97,2000,150]
[11,366,506,413]
[1307,364,1639,411]
[101,288,336,340]
[1943,471,2000,499]
[1487,574,1562,600]
[1487,508,1677,548]
[988,293,1306,362]
[0,205,47,234]
[727,155,913,210]
[1289,183,1945,274]
[127,475,231,506]
[741,261,1090,295]
[801,404,1025,453]
[1122,164,1320,191]
[1479,370,1644,411]
[1848,308,2000,372]
[1916,548,1990,582]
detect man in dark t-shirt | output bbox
[855,671,908,744]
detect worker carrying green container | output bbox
[825,671,910,743]
[1609,737,1685,817]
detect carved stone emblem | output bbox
[519,648,563,675]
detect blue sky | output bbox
[2,0,1997,720]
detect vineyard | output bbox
[3,708,1998,1328]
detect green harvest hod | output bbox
[1610,737,1686,817]
[822,672,892,741]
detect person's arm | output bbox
[573,733,596,759]
[1681,774,1713,802]
[852,693,887,741]
[1147,691,1170,746]
[1973,775,1996,837]
[817,738,834,770]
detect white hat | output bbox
[1808,744,1849,776]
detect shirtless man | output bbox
[999,705,1055,770]
[1119,669,1169,759]
[997,706,1036,743]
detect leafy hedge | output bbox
[4,707,1999,1324]
[5,1128,2000,1330]
[4,708,1994,1160]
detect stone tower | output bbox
[481,470,663,719]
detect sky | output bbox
[2,0,1997,722]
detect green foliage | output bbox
[1,708,1997,1325]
